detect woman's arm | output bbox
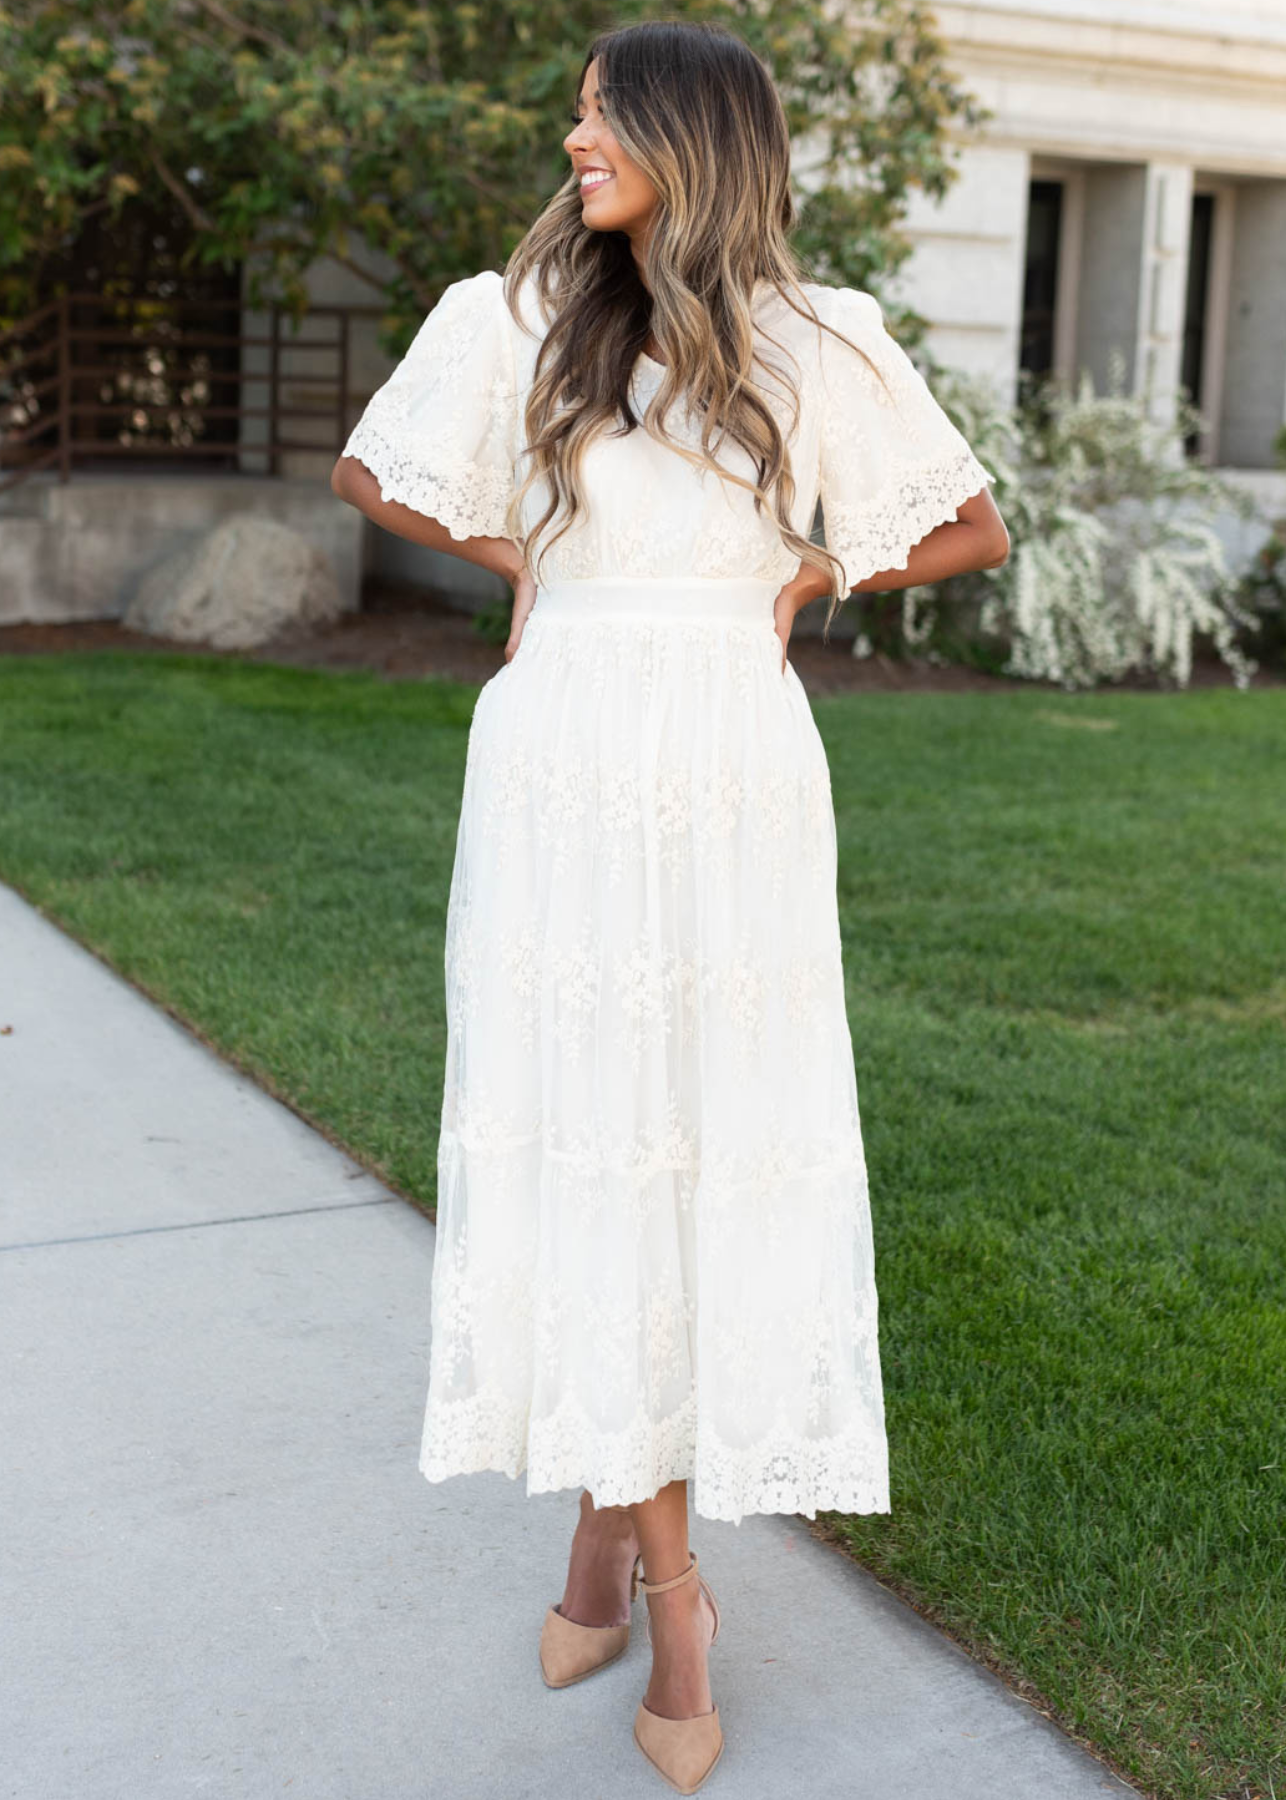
[779,485,1010,618]
[331,454,525,585]
[332,453,537,662]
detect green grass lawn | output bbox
[1,649,1282,1800]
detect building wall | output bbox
[289,249,512,607]
[894,0,1286,493]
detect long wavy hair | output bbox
[499,18,888,636]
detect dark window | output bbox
[35,198,243,471]
[1180,192,1215,455]
[1020,180,1063,379]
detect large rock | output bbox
[124,513,343,649]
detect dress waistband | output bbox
[533,575,781,623]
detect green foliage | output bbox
[1234,526,1286,672]
[1239,430,1286,670]
[0,0,985,349]
[471,597,514,645]
[854,354,1265,689]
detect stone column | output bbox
[1218,178,1286,469]
[1074,159,1192,425]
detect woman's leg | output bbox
[558,1487,641,1628]
[629,1478,717,1720]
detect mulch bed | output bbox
[1,578,1275,695]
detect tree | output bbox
[0,0,985,350]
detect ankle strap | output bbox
[636,1553,698,1595]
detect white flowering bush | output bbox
[864,351,1264,689]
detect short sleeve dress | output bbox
[342,268,995,1525]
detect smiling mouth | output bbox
[580,172,614,193]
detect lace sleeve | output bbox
[341,269,519,541]
[812,284,995,592]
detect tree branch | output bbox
[191,0,292,56]
[254,233,394,299]
[458,164,541,226]
[150,153,216,234]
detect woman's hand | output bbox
[772,583,805,672]
[504,564,538,663]
[773,562,833,672]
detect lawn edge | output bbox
[806,1513,1161,1798]
[0,871,1208,1800]
[2,874,438,1227]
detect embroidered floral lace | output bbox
[341,268,994,1523]
[342,271,996,590]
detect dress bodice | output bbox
[342,267,995,595]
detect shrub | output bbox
[1234,525,1286,673]
[1229,427,1286,674]
[860,352,1265,689]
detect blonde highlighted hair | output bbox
[499,17,888,637]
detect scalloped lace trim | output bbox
[420,1386,890,1525]
[342,416,513,543]
[825,445,996,591]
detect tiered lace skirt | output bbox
[422,576,889,1524]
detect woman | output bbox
[333,19,1007,1793]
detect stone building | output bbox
[893,0,1286,559]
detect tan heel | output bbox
[632,1553,724,1794]
[539,1551,644,1687]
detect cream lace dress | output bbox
[342,268,994,1525]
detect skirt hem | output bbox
[420,1388,890,1527]
[418,1455,891,1526]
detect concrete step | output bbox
[0,473,363,622]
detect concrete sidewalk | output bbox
[0,882,1138,1799]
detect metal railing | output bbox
[0,290,383,496]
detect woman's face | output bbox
[564,58,658,250]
